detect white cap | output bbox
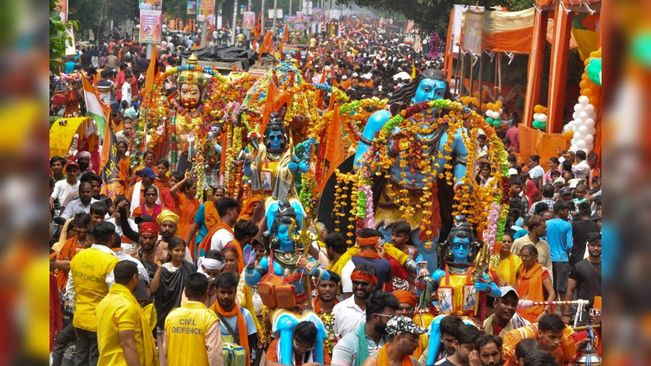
[352,72,359,77]
[341,75,348,80]
[508,168,518,176]
[554,177,566,185]
[568,178,582,188]
[499,286,519,298]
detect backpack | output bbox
[216,312,248,366]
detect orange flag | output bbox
[317,101,344,193]
[144,45,159,96]
[261,80,280,134]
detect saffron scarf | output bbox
[237,194,263,222]
[376,342,413,366]
[515,263,547,323]
[312,297,338,315]
[203,200,221,229]
[355,323,369,366]
[199,222,234,253]
[356,250,383,260]
[211,301,250,366]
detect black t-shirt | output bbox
[570,219,600,265]
[569,259,601,305]
[434,358,458,366]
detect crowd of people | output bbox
[50,14,601,366]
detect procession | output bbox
[49,0,603,365]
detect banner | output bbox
[268,8,283,19]
[187,0,197,15]
[140,9,162,44]
[462,10,484,55]
[242,11,255,30]
[56,0,68,22]
[139,0,162,11]
[199,0,216,26]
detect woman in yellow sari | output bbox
[495,234,522,287]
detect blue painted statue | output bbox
[243,202,329,365]
[354,69,468,273]
[423,220,501,366]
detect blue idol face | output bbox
[277,224,294,249]
[412,78,447,104]
[268,130,286,152]
[451,237,471,263]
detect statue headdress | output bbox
[177,54,207,87]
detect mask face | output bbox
[180,83,201,108]
[451,237,470,263]
[412,78,446,104]
[267,130,286,153]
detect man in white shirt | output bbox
[60,181,98,220]
[527,155,545,188]
[332,265,376,338]
[50,162,80,210]
[572,150,591,181]
[209,197,240,251]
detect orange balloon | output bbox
[584,58,591,66]
[579,80,588,89]
[582,88,593,97]
[534,105,544,113]
[562,130,574,139]
[487,103,494,110]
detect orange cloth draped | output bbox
[198,222,234,253]
[515,263,550,322]
[237,194,263,222]
[203,201,221,230]
[211,301,250,366]
[502,323,576,366]
[517,124,570,165]
[177,194,200,252]
[375,342,412,366]
[225,241,245,273]
[50,236,83,291]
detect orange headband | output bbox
[392,290,417,307]
[351,270,378,286]
[357,236,380,247]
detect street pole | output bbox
[272,0,277,31]
[231,0,238,45]
[289,0,292,16]
[248,0,252,11]
[261,0,265,34]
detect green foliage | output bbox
[50,0,78,73]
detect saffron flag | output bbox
[144,45,159,95]
[82,75,109,138]
[99,116,124,199]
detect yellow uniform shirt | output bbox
[96,283,157,366]
[70,246,118,331]
[165,301,222,366]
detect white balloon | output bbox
[578,125,589,134]
[485,110,491,117]
[586,143,594,152]
[584,118,595,128]
[578,111,589,120]
[492,111,500,119]
[585,134,594,144]
[579,96,590,105]
[539,115,548,123]
[532,113,540,120]
[572,112,579,120]
[573,131,584,140]
[563,124,570,132]
[584,104,595,114]
[574,104,583,112]
[588,127,596,135]
[576,140,587,149]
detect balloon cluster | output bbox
[564,96,596,153]
[485,101,503,127]
[532,104,548,131]
[564,48,601,153]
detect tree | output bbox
[50,0,78,73]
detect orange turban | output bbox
[393,290,417,307]
[357,236,379,247]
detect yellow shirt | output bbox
[165,301,222,366]
[496,254,523,287]
[70,247,118,331]
[96,283,157,366]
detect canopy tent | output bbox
[482,8,535,54]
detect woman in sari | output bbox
[494,234,522,287]
[515,244,555,322]
[132,185,162,221]
[151,237,196,363]
[168,171,200,247]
